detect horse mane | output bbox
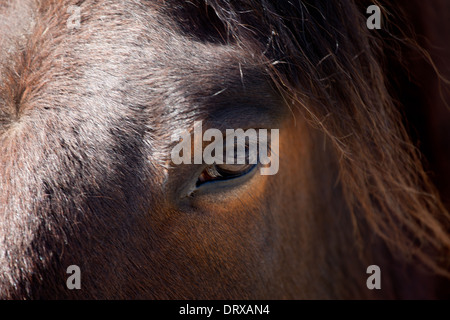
[181,0,450,277]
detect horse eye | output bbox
[197,163,257,185]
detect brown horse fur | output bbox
[0,0,449,299]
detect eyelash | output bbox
[197,163,257,186]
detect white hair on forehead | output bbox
[0,1,36,77]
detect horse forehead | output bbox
[0,1,270,170]
[0,1,262,111]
